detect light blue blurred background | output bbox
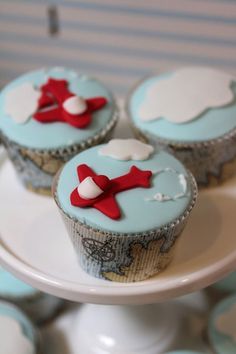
[0,0,236,96]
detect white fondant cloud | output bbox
[146,168,188,202]
[99,139,154,161]
[5,83,41,124]
[215,303,236,340]
[139,67,235,124]
[0,315,34,354]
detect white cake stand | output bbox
[0,152,236,353]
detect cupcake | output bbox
[208,294,236,354]
[0,300,40,354]
[0,267,64,324]
[0,67,118,194]
[165,352,204,354]
[0,145,4,162]
[127,67,236,187]
[211,271,236,294]
[53,138,197,282]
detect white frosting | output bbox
[215,303,236,340]
[0,315,34,354]
[5,83,41,124]
[146,168,188,202]
[63,96,87,115]
[139,67,234,123]
[78,176,103,199]
[99,139,154,161]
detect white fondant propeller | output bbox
[63,96,87,115]
[78,177,104,200]
[77,175,110,200]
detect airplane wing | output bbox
[70,187,95,207]
[94,194,121,220]
[77,164,97,182]
[72,164,121,219]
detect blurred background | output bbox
[1,0,236,97]
[1,2,236,353]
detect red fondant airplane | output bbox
[34,78,107,128]
[70,164,152,220]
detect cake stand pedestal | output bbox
[0,157,236,353]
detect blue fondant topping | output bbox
[57,144,192,234]
[209,294,236,354]
[129,73,236,141]
[0,67,115,149]
[0,267,38,297]
[212,271,236,293]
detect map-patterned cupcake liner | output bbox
[53,171,197,283]
[0,110,118,195]
[131,125,236,188]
